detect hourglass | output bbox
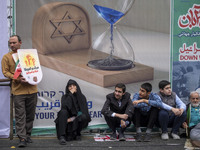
[88,0,135,70]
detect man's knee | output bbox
[159,110,169,118]
[104,115,119,125]
[104,115,114,122]
[190,128,200,141]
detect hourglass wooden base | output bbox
[38,49,153,87]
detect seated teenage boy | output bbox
[101,83,133,141]
[157,80,186,140]
[132,82,162,142]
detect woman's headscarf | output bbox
[65,79,91,123]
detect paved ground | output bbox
[0,133,187,150]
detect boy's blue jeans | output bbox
[158,109,186,134]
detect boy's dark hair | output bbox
[159,80,171,90]
[141,82,152,93]
[10,35,21,42]
[115,83,126,93]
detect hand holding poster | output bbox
[12,53,22,79]
[17,49,43,85]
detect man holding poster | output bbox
[1,35,38,147]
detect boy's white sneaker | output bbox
[161,133,169,140]
[171,133,180,140]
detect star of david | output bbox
[49,11,85,44]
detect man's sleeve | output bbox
[132,93,148,108]
[1,55,14,79]
[125,99,134,118]
[101,96,113,117]
[175,95,186,110]
[161,102,172,111]
[148,94,163,108]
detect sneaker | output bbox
[59,136,67,145]
[110,132,117,140]
[144,133,151,142]
[26,137,33,143]
[119,132,126,141]
[135,133,143,142]
[161,133,169,140]
[18,139,27,147]
[171,133,180,140]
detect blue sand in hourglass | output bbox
[93,4,124,25]
[94,5,124,55]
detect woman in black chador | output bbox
[55,79,91,145]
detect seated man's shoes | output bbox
[75,135,81,141]
[74,132,81,141]
[161,133,169,140]
[18,139,27,147]
[26,137,33,143]
[66,136,73,141]
[143,133,151,142]
[119,132,126,141]
[110,132,117,140]
[66,132,75,141]
[171,133,180,140]
[59,136,67,145]
[135,133,143,142]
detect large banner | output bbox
[0,1,10,138]
[15,0,170,136]
[171,0,200,104]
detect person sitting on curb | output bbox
[182,91,200,147]
[101,83,133,141]
[55,79,91,145]
[157,80,186,140]
[132,82,162,142]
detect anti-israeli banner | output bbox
[0,1,10,138]
[171,0,200,104]
[14,0,170,136]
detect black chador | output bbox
[55,79,91,141]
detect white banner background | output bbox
[0,1,10,138]
[15,0,170,135]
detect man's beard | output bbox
[191,102,200,107]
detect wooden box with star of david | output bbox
[32,2,153,87]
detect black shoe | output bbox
[144,133,151,142]
[119,132,126,141]
[18,139,27,147]
[110,132,117,140]
[66,132,74,141]
[26,137,33,143]
[66,136,73,141]
[75,135,81,141]
[135,133,143,142]
[59,136,67,145]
